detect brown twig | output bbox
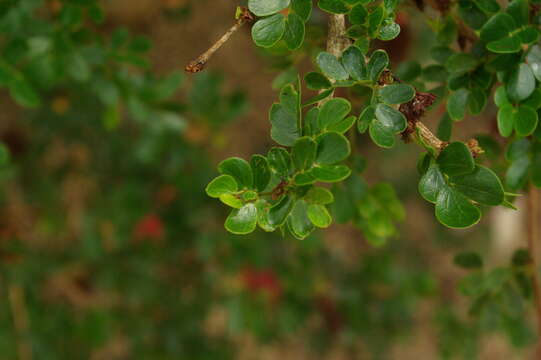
[317,14,351,106]
[185,7,254,73]
[527,186,541,359]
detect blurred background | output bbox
[0,0,537,359]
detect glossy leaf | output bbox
[497,105,515,137]
[450,165,505,206]
[292,137,317,170]
[316,52,349,80]
[218,157,254,189]
[419,165,446,204]
[514,105,538,137]
[225,203,258,234]
[369,119,395,148]
[252,14,286,48]
[435,186,481,228]
[305,187,334,204]
[447,88,470,121]
[312,164,351,182]
[367,50,389,81]
[316,132,351,165]
[250,155,271,192]
[437,142,475,176]
[267,147,292,177]
[206,175,238,198]
[341,45,367,80]
[268,195,294,226]
[288,200,314,239]
[307,204,332,228]
[318,0,349,13]
[507,63,535,102]
[378,84,415,104]
[305,72,332,90]
[375,103,407,132]
[248,0,290,16]
[283,13,305,50]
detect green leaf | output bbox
[294,172,317,185]
[367,50,389,81]
[447,88,470,121]
[445,53,478,75]
[252,14,287,48]
[497,105,515,137]
[526,45,541,81]
[367,5,385,34]
[369,119,395,148]
[291,0,312,21]
[270,103,300,146]
[316,52,349,80]
[435,186,481,228]
[283,13,305,50]
[378,84,415,104]
[422,64,448,83]
[316,132,351,165]
[312,164,351,182]
[327,115,356,133]
[454,252,483,269]
[476,0,500,13]
[9,79,41,107]
[450,165,505,206]
[494,86,510,107]
[437,113,452,141]
[506,156,530,190]
[268,195,294,226]
[349,4,368,24]
[419,165,446,203]
[341,45,367,80]
[250,155,271,192]
[206,175,238,198]
[267,147,292,177]
[292,137,317,170]
[307,204,332,228]
[522,88,541,109]
[358,106,375,134]
[288,200,314,239]
[507,63,536,102]
[225,203,258,234]
[220,194,243,208]
[303,89,333,106]
[480,13,517,43]
[375,103,407,132]
[487,35,521,53]
[396,61,421,82]
[218,157,254,189]
[305,187,334,204]
[468,87,487,115]
[304,72,332,90]
[248,0,290,16]
[318,98,351,128]
[437,142,475,176]
[514,105,538,137]
[318,0,349,13]
[506,138,530,161]
[378,20,400,41]
[507,0,528,25]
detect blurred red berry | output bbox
[240,268,282,301]
[133,214,164,240]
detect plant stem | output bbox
[527,185,541,358]
[318,14,350,107]
[185,7,254,73]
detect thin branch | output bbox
[527,185,541,359]
[318,14,350,106]
[185,7,254,73]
